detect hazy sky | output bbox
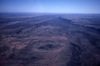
[0,0,100,13]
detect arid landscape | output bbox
[0,13,100,66]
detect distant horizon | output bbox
[0,12,100,14]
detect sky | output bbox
[0,0,100,13]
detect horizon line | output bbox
[0,12,100,14]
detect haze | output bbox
[0,0,100,14]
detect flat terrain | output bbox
[0,13,100,66]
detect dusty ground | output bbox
[0,13,100,66]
